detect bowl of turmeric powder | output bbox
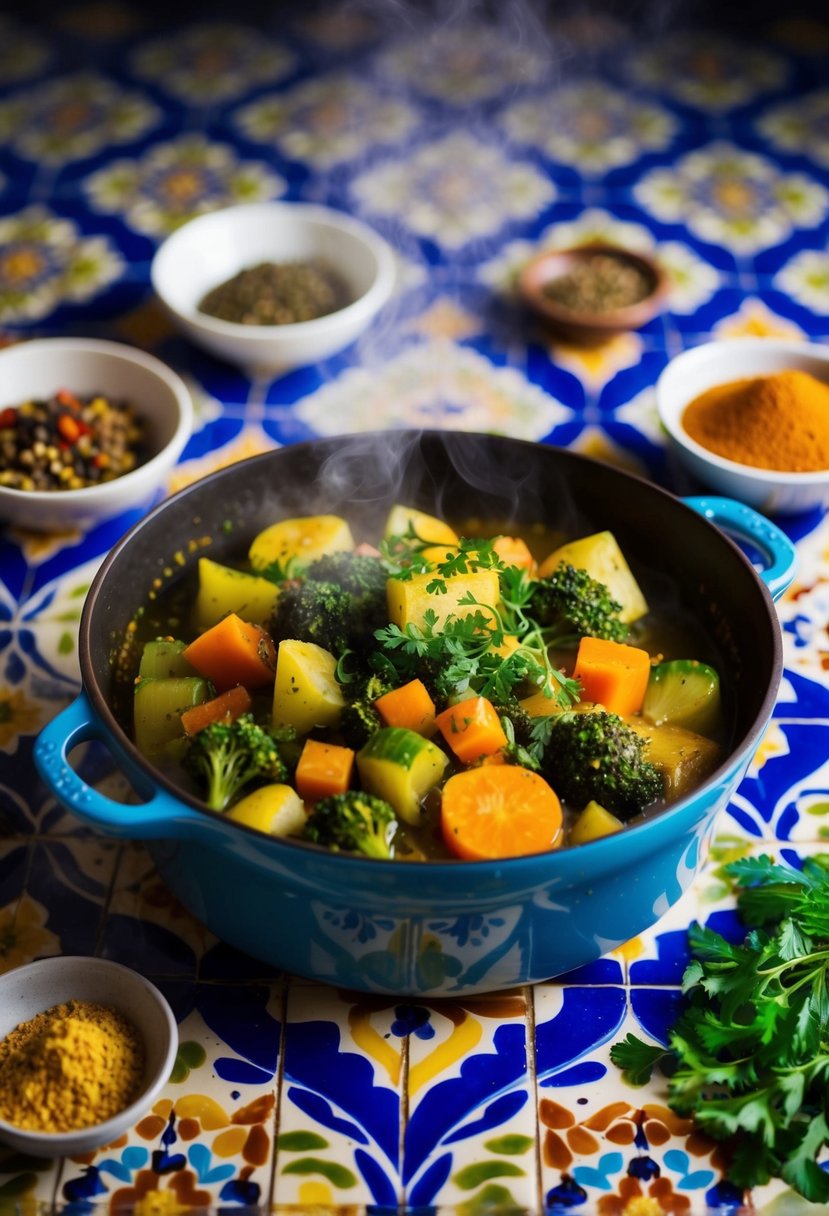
[656,338,829,515]
[0,955,178,1157]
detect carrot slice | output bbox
[181,685,252,736]
[183,613,277,692]
[441,766,563,860]
[375,679,437,736]
[435,696,508,764]
[492,535,536,572]
[295,738,355,802]
[573,636,651,717]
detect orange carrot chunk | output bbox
[435,696,508,764]
[183,613,277,692]
[441,765,563,860]
[492,535,536,572]
[181,685,253,736]
[375,679,437,736]
[573,636,651,717]
[295,737,355,802]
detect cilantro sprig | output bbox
[611,854,829,1202]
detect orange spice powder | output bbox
[681,368,829,473]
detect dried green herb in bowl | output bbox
[199,261,350,327]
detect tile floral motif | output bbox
[0,73,160,166]
[291,340,571,438]
[375,24,548,105]
[129,21,296,104]
[756,89,829,170]
[83,135,286,237]
[627,32,787,110]
[0,206,125,324]
[0,892,60,974]
[234,75,420,170]
[276,985,402,1207]
[712,298,806,340]
[350,132,555,249]
[773,249,829,314]
[634,142,829,254]
[499,82,676,176]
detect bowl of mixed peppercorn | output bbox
[518,242,668,343]
[0,338,193,532]
[151,202,397,373]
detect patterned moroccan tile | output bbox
[57,979,281,1212]
[404,989,534,1211]
[276,982,402,1208]
[22,838,119,958]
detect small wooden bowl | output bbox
[518,243,668,343]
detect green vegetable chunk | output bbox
[138,639,196,680]
[642,659,722,737]
[357,727,448,825]
[134,676,210,756]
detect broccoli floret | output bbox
[270,579,352,654]
[339,672,392,748]
[528,562,628,647]
[541,709,662,819]
[183,712,291,811]
[301,791,397,859]
[270,554,390,656]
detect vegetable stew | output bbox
[122,505,728,860]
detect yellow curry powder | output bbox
[681,368,829,472]
[0,999,144,1133]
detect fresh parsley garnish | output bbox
[610,854,829,1202]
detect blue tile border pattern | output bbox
[0,3,828,1213]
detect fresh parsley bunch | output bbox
[611,854,829,1201]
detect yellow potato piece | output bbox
[537,531,648,624]
[569,800,624,845]
[519,689,565,717]
[387,568,500,631]
[627,718,721,803]
[193,557,279,630]
[249,515,354,572]
[272,639,345,735]
[227,784,307,837]
[384,504,459,547]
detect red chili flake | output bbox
[56,388,84,411]
[56,414,82,444]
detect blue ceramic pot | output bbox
[35,432,795,995]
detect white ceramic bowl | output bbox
[0,338,193,532]
[151,202,397,372]
[656,337,829,515]
[0,955,178,1157]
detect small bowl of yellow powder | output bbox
[0,956,177,1157]
[656,338,829,515]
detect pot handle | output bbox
[682,495,797,602]
[34,692,215,841]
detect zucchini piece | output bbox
[387,568,500,631]
[138,638,195,680]
[249,515,354,572]
[537,531,648,623]
[272,639,345,735]
[226,784,307,837]
[134,676,210,756]
[193,557,279,630]
[627,719,721,803]
[569,800,624,845]
[357,727,449,825]
[642,659,722,738]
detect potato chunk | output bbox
[627,718,721,803]
[194,557,279,630]
[387,568,500,631]
[249,515,354,572]
[272,639,345,735]
[538,531,648,623]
